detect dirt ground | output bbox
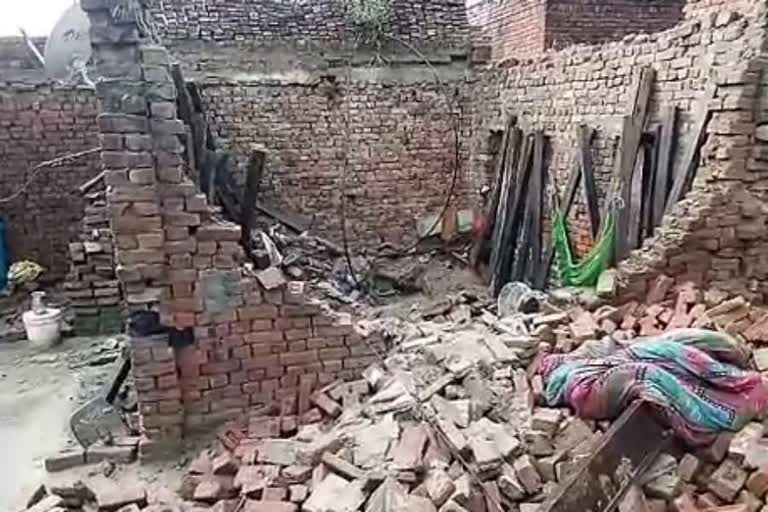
[0,335,130,509]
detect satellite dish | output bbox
[43,2,92,83]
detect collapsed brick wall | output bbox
[147,0,470,49]
[467,0,685,62]
[81,0,385,440]
[469,0,768,298]
[0,83,100,279]
[201,80,472,249]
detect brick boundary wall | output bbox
[81,0,384,441]
[468,0,768,300]
[146,0,470,49]
[198,80,472,250]
[0,82,100,279]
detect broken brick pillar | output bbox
[80,0,183,439]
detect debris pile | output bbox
[537,277,768,354]
[64,189,124,335]
[166,335,604,512]
[25,273,768,512]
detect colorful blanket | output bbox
[537,329,768,445]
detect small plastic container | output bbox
[23,292,62,349]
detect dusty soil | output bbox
[0,335,124,509]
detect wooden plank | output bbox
[627,145,645,251]
[241,149,266,250]
[643,132,659,239]
[614,67,656,262]
[494,134,534,294]
[531,133,548,287]
[665,86,716,213]
[255,200,312,234]
[513,130,545,284]
[540,401,668,512]
[653,107,677,228]
[579,125,600,237]
[487,118,517,234]
[478,119,516,271]
[489,129,523,286]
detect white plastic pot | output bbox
[23,307,63,349]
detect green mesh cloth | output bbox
[553,208,615,287]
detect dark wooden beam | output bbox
[665,86,716,213]
[579,125,600,237]
[614,66,655,262]
[653,106,677,228]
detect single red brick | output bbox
[242,355,280,369]
[229,371,248,385]
[239,305,279,320]
[288,340,307,351]
[250,343,271,356]
[202,360,241,375]
[135,377,156,392]
[315,325,354,337]
[209,374,229,388]
[134,361,176,378]
[157,374,179,389]
[232,346,251,359]
[251,319,273,331]
[245,331,284,344]
[320,347,350,360]
[284,328,311,341]
[280,350,318,366]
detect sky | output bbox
[1,0,77,36]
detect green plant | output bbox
[339,0,389,46]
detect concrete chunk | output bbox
[27,495,64,512]
[212,451,239,475]
[729,423,764,464]
[708,459,748,501]
[95,484,148,510]
[514,455,541,494]
[424,468,455,507]
[393,424,428,470]
[257,439,300,466]
[431,396,471,429]
[321,451,367,480]
[366,478,409,512]
[498,463,525,501]
[531,408,562,437]
[678,453,701,483]
[304,474,366,512]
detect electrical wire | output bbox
[0,147,101,204]
[337,35,463,287]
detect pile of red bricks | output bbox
[64,187,124,335]
[544,275,768,355]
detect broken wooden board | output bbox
[494,134,534,295]
[615,67,655,262]
[627,143,645,252]
[665,85,716,214]
[512,130,546,286]
[489,126,522,285]
[539,401,668,512]
[653,107,677,228]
